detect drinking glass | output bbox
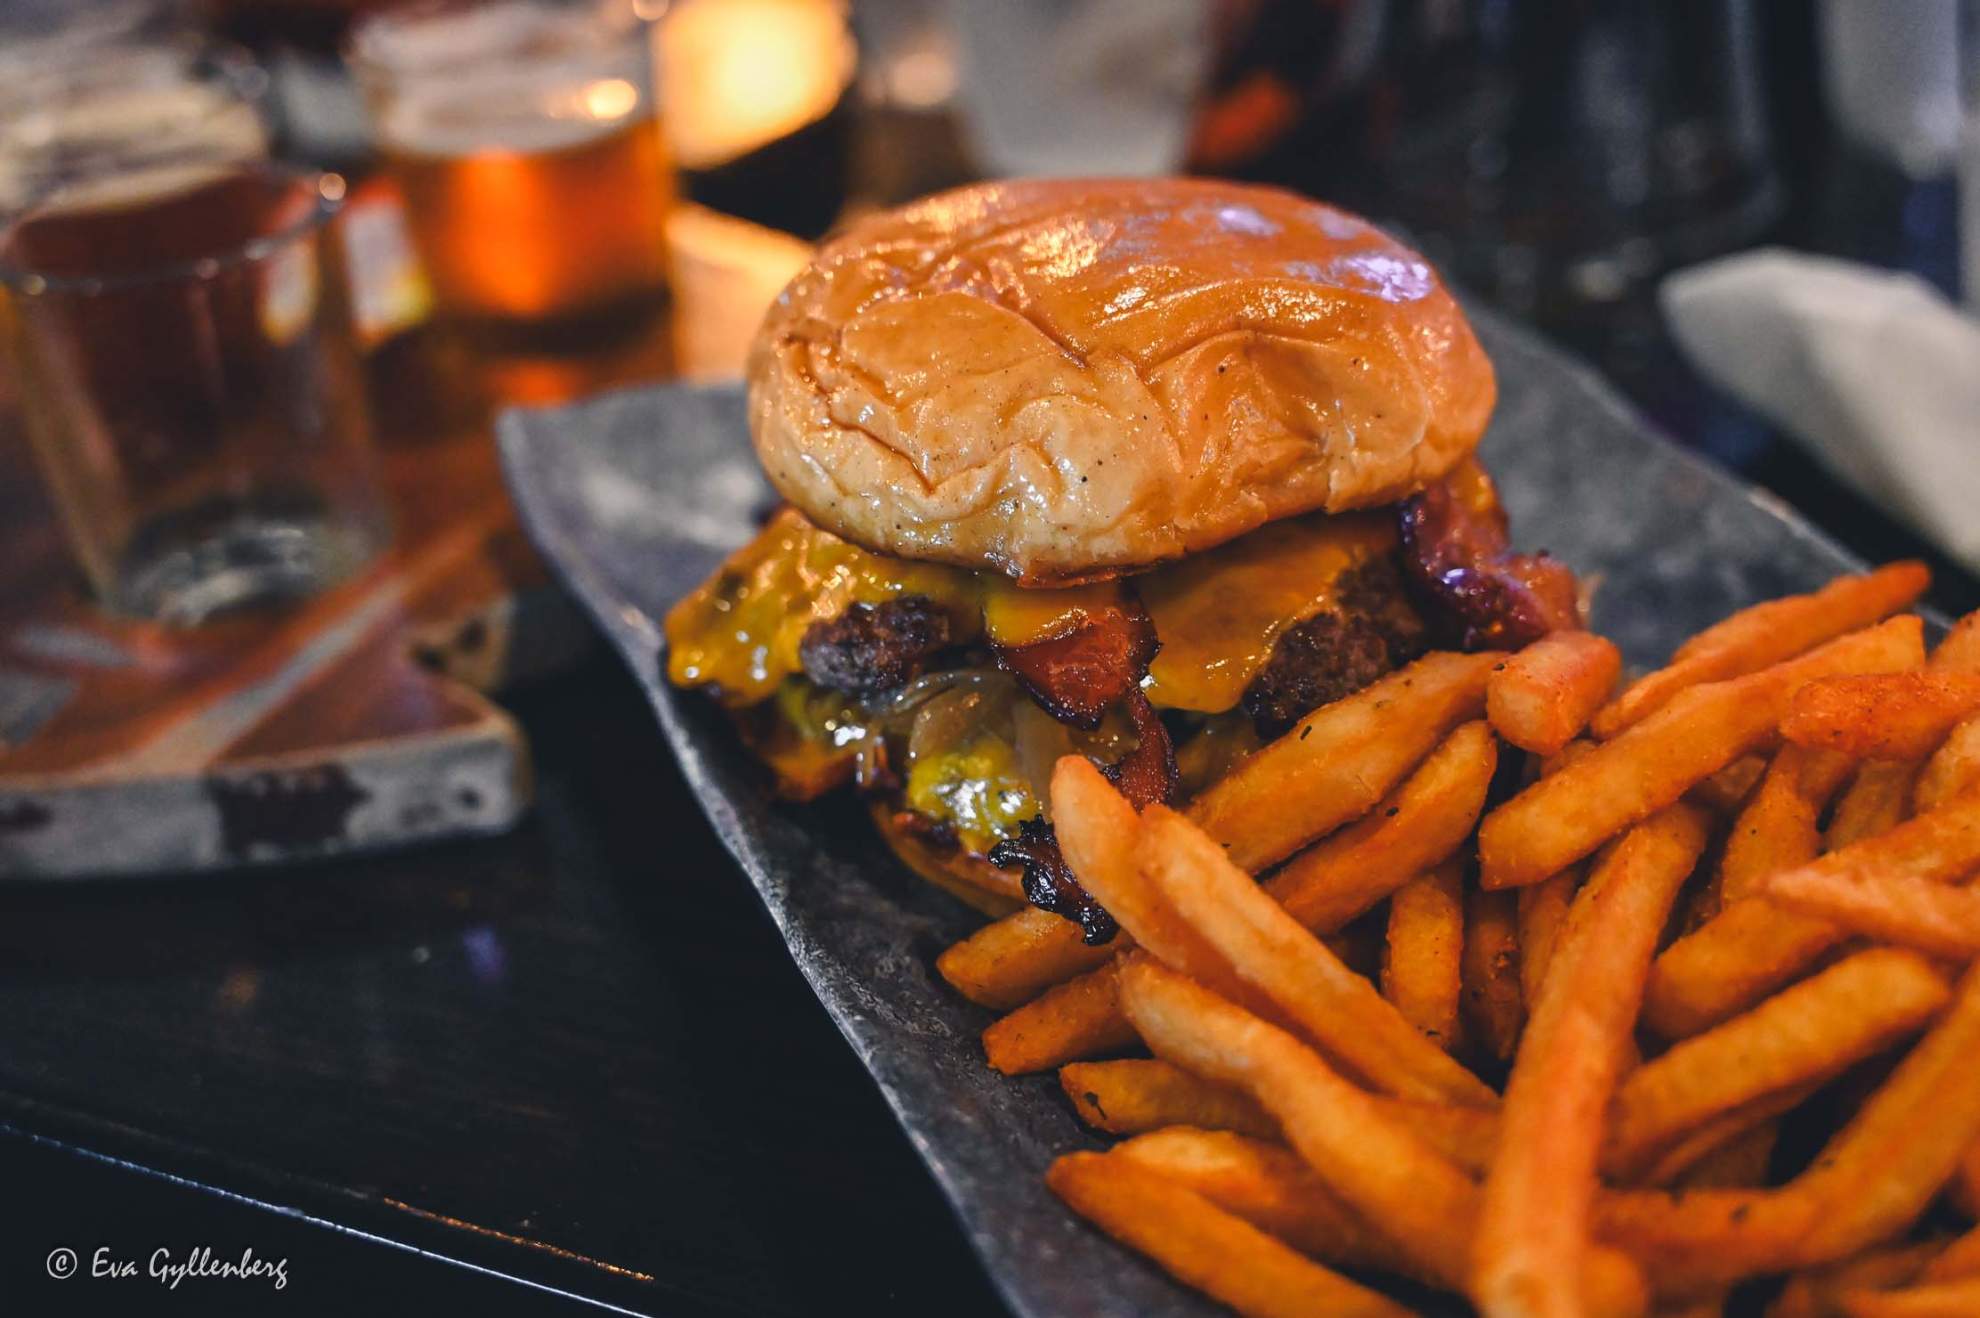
[348,0,675,349]
[0,161,390,623]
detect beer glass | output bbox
[349,0,675,348]
[0,162,390,623]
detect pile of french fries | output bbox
[933,560,1980,1317]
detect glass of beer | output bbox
[0,161,390,623]
[348,0,675,349]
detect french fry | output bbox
[1603,949,1952,1182]
[1783,673,1980,761]
[1059,1059,1278,1140]
[1637,1087,1815,1188]
[1117,957,1647,1312]
[1766,1241,1947,1318]
[1462,885,1525,1066]
[943,669,1500,1012]
[1673,1117,1782,1190]
[1517,866,1579,1010]
[1915,718,1980,816]
[1773,788,1980,890]
[1689,754,1769,816]
[1719,745,1856,904]
[1480,616,1924,889]
[1830,762,1923,851]
[1191,651,1504,873]
[981,963,1135,1075]
[1932,610,1980,672]
[1364,1095,1500,1176]
[1591,563,1929,738]
[1046,1150,1414,1318]
[1137,806,1499,1107]
[1269,720,1498,933]
[1644,898,1846,1038]
[1838,1276,1980,1316]
[1921,1224,1980,1282]
[936,907,1114,1009]
[1382,860,1466,1053]
[1109,1128,1425,1281]
[1953,1141,1980,1219]
[1473,805,1709,1317]
[1052,758,1271,1015]
[1488,630,1623,755]
[1761,870,1980,962]
[981,722,1501,1074]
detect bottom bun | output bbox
[869,802,1026,919]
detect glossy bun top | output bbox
[747,177,1494,584]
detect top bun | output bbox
[747,178,1494,585]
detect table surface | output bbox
[2,155,1977,1318]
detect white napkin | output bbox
[1661,248,1980,575]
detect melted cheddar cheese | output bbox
[1139,512,1397,713]
[665,509,1118,706]
[666,506,1396,713]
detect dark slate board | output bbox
[497,309,1889,1318]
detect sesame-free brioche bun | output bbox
[747,178,1494,585]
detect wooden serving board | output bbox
[0,201,811,880]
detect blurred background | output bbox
[3,0,1976,614]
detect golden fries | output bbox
[1137,805,1499,1106]
[1268,720,1498,932]
[1461,885,1525,1066]
[1059,1058,1277,1139]
[1118,957,1647,1312]
[1474,806,1708,1316]
[1516,865,1579,1010]
[1838,1276,1980,1316]
[1718,745,1855,904]
[981,962,1134,1075]
[1591,563,1928,738]
[1604,949,1951,1182]
[936,906,1114,1009]
[1047,1150,1413,1318]
[925,562,1980,1318]
[1488,629,1623,755]
[1192,651,1503,872]
[1762,869,1980,961]
[1783,673,1980,761]
[1382,860,1466,1052]
[1480,616,1923,890]
[1916,718,1980,815]
[1107,1128,1422,1280]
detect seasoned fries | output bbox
[1761,868,1980,961]
[1046,1151,1413,1318]
[1108,1128,1422,1280]
[1604,949,1951,1182]
[1382,860,1466,1052]
[1474,806,1707,1316]
[1190,651,1503,872]
[1916,717,1980,815]
[1479,616,1924,889]
[1590,563,1928,737]
[1137,806,1498,1107]
[1782,672,1980,761]
[916,560,1980,1318]
[1488,629,1623,755]
[1060,1058,1277,1139]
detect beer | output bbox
[0,162,388,622]
[351,1,675,346]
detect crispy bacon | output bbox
[989,607,1174,943]
[993,605,1159,730]
[1398,469,1580,650]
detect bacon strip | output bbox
[1398,471,1579,650]
[994,605,1159,730]
[991,608,1175,943]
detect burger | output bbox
[664,178,1578,940]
